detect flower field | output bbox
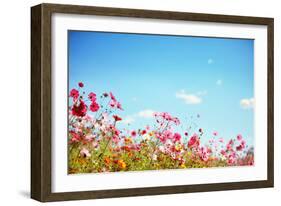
[68,82,254,174]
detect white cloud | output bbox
[240,98,254,109]
[216,79,222,86]
[197,90,207,96]
[137,109,155,118]
[208,58,214,64]
[176,90,202,105]
[121,109,155,124]
[122,116,135,124]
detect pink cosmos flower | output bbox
[90,102,99,112]
[220,149,226,156]
[164,130,173,140]
[70,89,79,100]
[213,131,218,136]
[69,131,80,143]
[117,102,123,110]
[226,139,234,151]
[109,100,117,108]
[237,134,243,141]
[198,146,210,162]
[209,139,215,144]
[71,100,87,117]
[113,115,122,122]
[188,133,200,149]
[109,92,116,101]
[112,135,120,144]
[236,140,246,151]
[141,130,147,135]
[227,152,237,165]
[80,148,91,158]
[78,82,84,88]
[173,133,181,142]
[92,141,99,148]
[236,144,244,151]
[88,92,97,102]
[218,137,224,143]
[131,130,137,137]
[172,117,180,125]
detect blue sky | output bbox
[68,31,254,146]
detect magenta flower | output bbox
[71,100,87,117]
[90,102,99,112]
[213,131,218,136]
[237,134,243,141]
[188,133,200,149]
[109,92,117,101]
[78,82,84,88]
[131,130,137,137]
[70,88,79,100]
[88,92,97,102]
[173,133,181,142]
[117,102,123,110]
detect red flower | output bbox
[131,130,137,137]
[88,92,97,102]
[70,89,79,100]
[236,145,243,151]
[109,92,116,101]
[188,134,200,148]
[141,130,147,135]
[237,134,243,141]
[90,102,100,112]
[113,115,122,122]
[117,102,123,110]
[69,131,80,143]
[220,149,226,156]
[71,100,87,117]
[109,100,117,108]
[173,133,181,142]
[78,82,84,87]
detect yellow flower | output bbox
[104,156,111,165]
[180,163,186,168]
[175,143,182,152]
[117,159,126,169]
[143,133,150,141]
[125,137,132,144]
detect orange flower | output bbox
[124,137,132,144]
[104,156,111,165]
[117,159,126,169]
[112,153,118,158]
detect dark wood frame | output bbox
[31,3,274,202]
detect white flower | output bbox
[94,123,100,129]
[80,148,91,158]
[143,133,150,141]
[159,145,165,153]
[152,154,157,161]
[85,134,95,141]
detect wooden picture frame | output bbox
[31,3,274,202]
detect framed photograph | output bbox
[31,3,274,202]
